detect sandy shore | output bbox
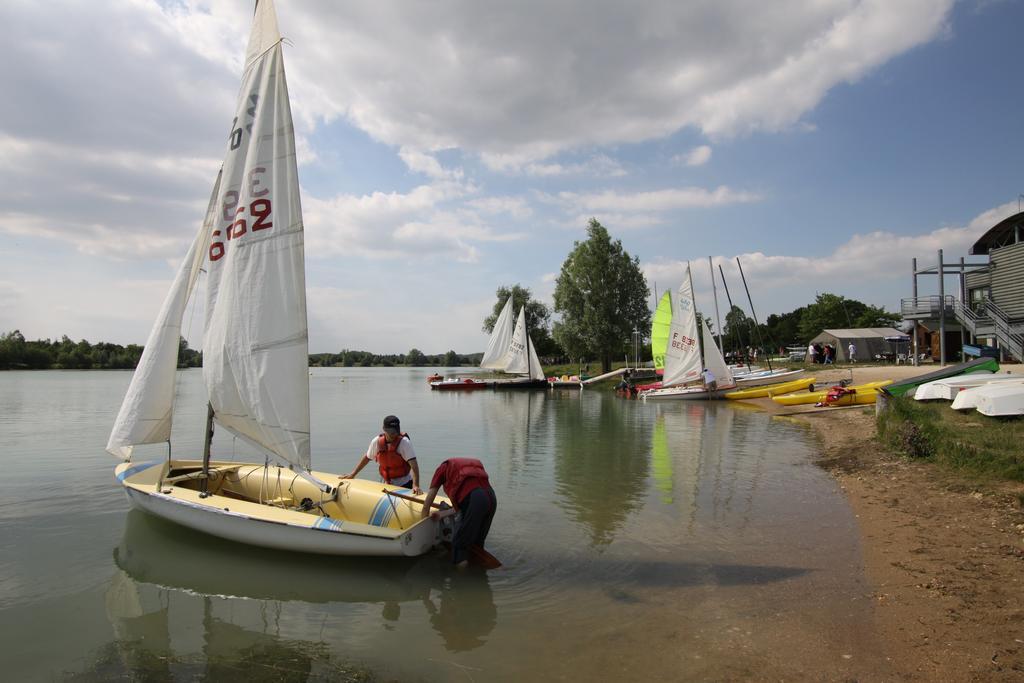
[770,363,1024,680]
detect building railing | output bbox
[900,295,954,318]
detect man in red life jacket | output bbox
[341,415,422,494]
[421,458,497,567]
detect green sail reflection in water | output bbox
[651,291,672,370]
[651,415,673,504]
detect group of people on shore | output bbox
[342,415,497,567]
[806,342,856,364]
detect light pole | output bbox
[632,327,640,369]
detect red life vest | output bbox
[376,433,411,482]
[442,458,490,508]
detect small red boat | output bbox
[426,373,443,383]
[430,377,489,390]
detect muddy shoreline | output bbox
[774,364,1024,680]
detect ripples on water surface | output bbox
[0,368,883,680]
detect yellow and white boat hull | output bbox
[115,459,452,557]
[771,380,893,406]
[725,377,816,400]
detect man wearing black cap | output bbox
[341,415,422,493]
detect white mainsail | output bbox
[203,0,310,470]
[661,264,702,388]
[502,307,545,379]
[503,308,530,375]
[108,0,309,468]
[480,297,514,369]
[105,174,220,458]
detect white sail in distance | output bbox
[480,297,514,369]
[503,308,530,375]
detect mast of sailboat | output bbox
[735,257,773,372]
[686,262,703,370]
[708,257,725,358]
[719,264,751,374]
[201,403,214,494]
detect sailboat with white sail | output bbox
[640,264,736,400]
[491,306,548,388]
[110,0,451,556]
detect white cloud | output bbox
[558,186,763,213]
[271,0,953,161]
[674,145,712,167]
[303,182,524,262]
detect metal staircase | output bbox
[983,300,1024,362]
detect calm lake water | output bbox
[0,368,886,680]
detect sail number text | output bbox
[670,333,696,351]
[209,167,273,262]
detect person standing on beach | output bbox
[342,415,422,494]
[848,342,857,363]
[807,342,815,364]
[421,458,497,567]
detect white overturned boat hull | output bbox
[974,383,1024,417]
[912,372,1018,401]
[951,379,1024,411]
[116,460,450,557]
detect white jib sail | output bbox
[661,265,702,388]
[527,335,545,380]
[701,318,734,386]
[480,297,514,369]
[503,308,530,375]
[202,0,311,470]
[105,177,219,459]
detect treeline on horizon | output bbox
[0,330,484,371]
[1,292,899,371]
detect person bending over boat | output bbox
[421,458,497,568]
[341,415,422,494]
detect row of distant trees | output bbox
[0,330,201,370]
[309,349,482,367]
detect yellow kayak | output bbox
[772,379,893,406]
[725,377,817,400]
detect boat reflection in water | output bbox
[91,510,497,678]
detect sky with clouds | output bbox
[1,0,1022,354]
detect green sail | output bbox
[651,291,672,370]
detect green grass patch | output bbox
[877,396,1024,481]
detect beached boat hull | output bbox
[966,382,1024,416]
[116,460,452,557]
[950,380,1024,410]
[772,380,893,406]
[912,373,1023,401]
[883,358,999,397]
[725,376,816,400]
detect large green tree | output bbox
[798,293,901,340]
[482,284,559,357]
[552,219,651,372]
